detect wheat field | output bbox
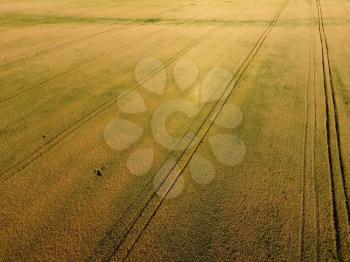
[0,0,350,260]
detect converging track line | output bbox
[300,15,315,261]
[316,0,350,259]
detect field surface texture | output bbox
[0,0,350,261]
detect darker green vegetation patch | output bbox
[0,14,165,26]
[1,13,342,28]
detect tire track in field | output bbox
[0,28,162,107]
[316,0,350,259]
[312,14,321,260]
[300,19,312,262]
[88,0,290,259]
[300,12,319,261]
[0,5,185,70]
[0,29,211,183]
[0,25,122,70]
[317,0,350,218]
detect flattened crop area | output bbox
[0,0,349,260]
